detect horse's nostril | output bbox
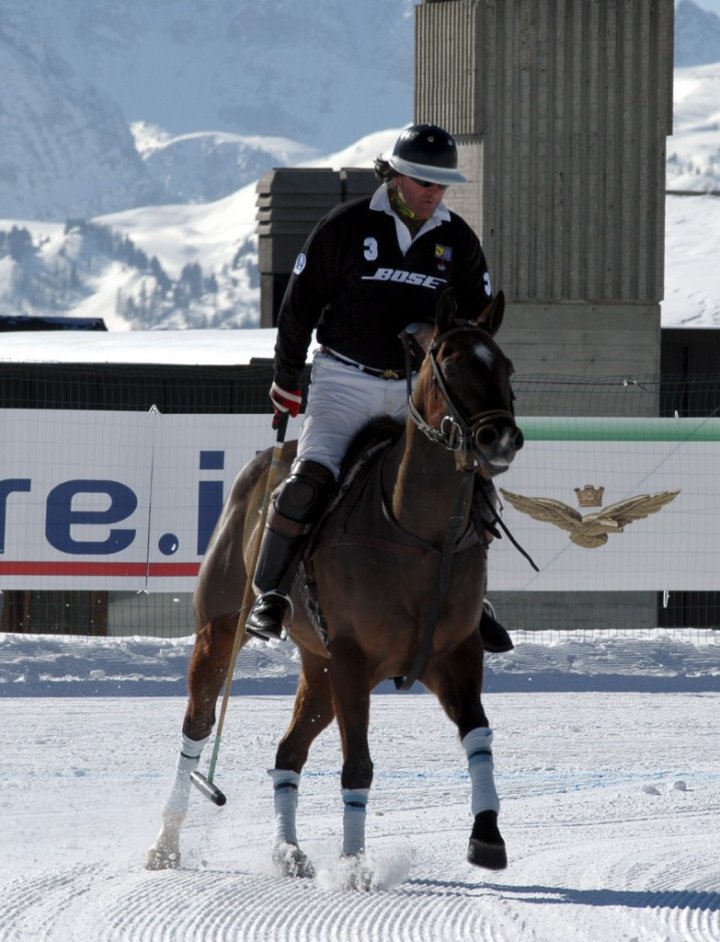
[515,429,524,450]
[477,427,498,446]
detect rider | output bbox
[245,122,513,653]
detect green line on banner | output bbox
[519,417,720,442]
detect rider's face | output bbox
[395,174,448,220]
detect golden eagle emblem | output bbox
[499,488,681,549]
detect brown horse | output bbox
[146,290,523,880]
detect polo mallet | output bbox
[191,413,290,806]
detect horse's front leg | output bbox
[327,637,374,866]
[270,648,335,878]
[423,634,507,871]
[146,613,239,870]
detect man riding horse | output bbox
[245,123,513,654]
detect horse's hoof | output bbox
[272,842,316,879]
[467,810,507,870]
[145,845,181,871]
[340,853,374,891]
[467,838,507,870]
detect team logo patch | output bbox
[435,244,453,271]
[293,253,307,275]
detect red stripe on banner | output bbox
[0,561,201,577]
[148,563,201,577]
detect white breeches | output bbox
[296,351,413,479]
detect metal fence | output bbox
[1,365,719,637]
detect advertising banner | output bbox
[0,410,278,591]
[491,417,720,592]
[1,411,718,593]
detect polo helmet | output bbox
[385,123,467,185]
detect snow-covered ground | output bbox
[664,193,720,326]
[1,630,719,941]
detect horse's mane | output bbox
[339,416,403,481]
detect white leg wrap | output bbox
[342,787,369,856]
[162,733,209,816]
[463,727,500,815]
[269,768,301,845]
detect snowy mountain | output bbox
[0,1,719,330]
[0,130,398,331]
[667,62,720,191]
[0,0,717,223]
[675,0,720,66]
[0,21,159,220]
[132,125,321,205]
[0,0,417,221]
[36,0,417,149]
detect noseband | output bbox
[404,324,517,472]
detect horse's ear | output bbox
[435,287,458,335]
[477,290,505,336]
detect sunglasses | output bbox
[410,177,448,190]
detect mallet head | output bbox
[190,770,227,806]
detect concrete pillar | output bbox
[415,1,675,629]
[415,0,674,414]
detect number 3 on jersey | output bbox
[363,237,378,261]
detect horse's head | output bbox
[407,289,524,476]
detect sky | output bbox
[0,629,719,941]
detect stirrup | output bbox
[244,591,292,642]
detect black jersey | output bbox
[273,188,493,388]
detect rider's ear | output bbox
[477,290,505,336]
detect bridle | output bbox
[403,324,519,472]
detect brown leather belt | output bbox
[320,346,405,380]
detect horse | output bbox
[146,289,523,880]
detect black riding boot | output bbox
[479,600,514,654]
[473,479,514,654]
[245,460,334,642]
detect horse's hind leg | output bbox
[271,648,335,878]
[423,639,507,870]
[462,728,506,870]
[146,612,241,870]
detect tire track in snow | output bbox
[108,869,504,942]
[654,894,720,942]
[492,825,720,942]
[641,837,720,942]
[0,865,523,942]
[1,845,717,941]
[0,865,128,942]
